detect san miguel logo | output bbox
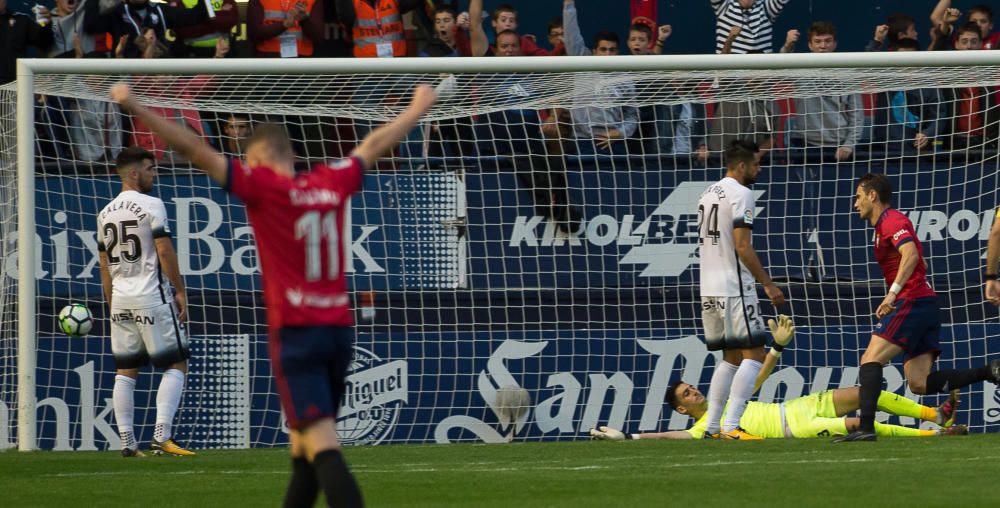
[984,383,1000,423]
[337,347,408,445]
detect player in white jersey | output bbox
[97,147,193,457]
[697,139,785,440]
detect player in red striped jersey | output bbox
[112,82,437,506]
[835,173,1000,442]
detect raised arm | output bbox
[469,0,489,56]
[111,83,228,185]
[562,0,588,56]
[754,315,795,393]
[351,85,438,170]
[930,0,952,26]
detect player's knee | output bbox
[907,379,928,395]
[116,368,139,379]
[743,346,766,362]
[167,360,188,374]
[722,349,742,365]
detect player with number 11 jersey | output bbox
[225,156,361,330]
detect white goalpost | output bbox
[5,51,1000,451]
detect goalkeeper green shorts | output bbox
[784,390,849,438]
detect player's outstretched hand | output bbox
[410,84,438,115]
[109,83,132,105]
[767,314,794,347]
[764,283,785,308]
[589,426,626,441]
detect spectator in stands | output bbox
[421,6,474,160]
[710,27,774,160]
[468,0,582,234]
[625,22,704,159]
[546,17,563,52]
[335,0,420,57]
[43,0,122,163]
[968,4,1000,47]
[931,1,1000,49]
[126,28,226,161]
[947,23,998,151]
[247,0,323,57]
[469,0,515,56]
[419,5,470,57]
[84,0,206,58]
[872,38,946,154]
[220,113,252,158]
[167,0,237,58]
[865,13,918,51]
[788,22,863,163]
[627,23,671,56]
[562,0,638,155]
[1,0,53,84]
[710,0,792,54]
[482,3,563,56]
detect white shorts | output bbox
[700,295,768,351]
[110,302,189,369]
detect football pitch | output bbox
[3,435,1000,507]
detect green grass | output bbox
[2,435,999,507]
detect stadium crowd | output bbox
[3,0,1000,182]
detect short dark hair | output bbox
[893,37,919,50]
[957,21,983,39]
[629,23,653,41]
[594,30,620,46]
[665,382,682,412]
[496,29,521,43]
[547,17,563,34]
[246,123,294,158]
[857,173,892,204]
[493,4,516,20]
[808,21,837,40]
[434,6,457,19]
[724,139,759,168]
[886,13,915,45]
[115,147,154,173]
[971,4,994,22]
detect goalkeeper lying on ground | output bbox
[591,316,966,440]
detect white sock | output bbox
[723,359,764,432]
[154,369,185,442]
[113,375,137,450]
[704,360,739,435]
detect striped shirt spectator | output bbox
[711,0,791,54]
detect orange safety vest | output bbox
[352,0,407,58]
[256,0,316,56]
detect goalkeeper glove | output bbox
[767,314,795,356]
[589,426,629,441]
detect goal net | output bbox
[3,53,1000,450]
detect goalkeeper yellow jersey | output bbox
[685,401,785,439]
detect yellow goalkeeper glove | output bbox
[767,314,795,356]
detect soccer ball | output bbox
[58,303,93,337]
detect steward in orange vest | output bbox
[336,0,422,57]
[248,0,325,57]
